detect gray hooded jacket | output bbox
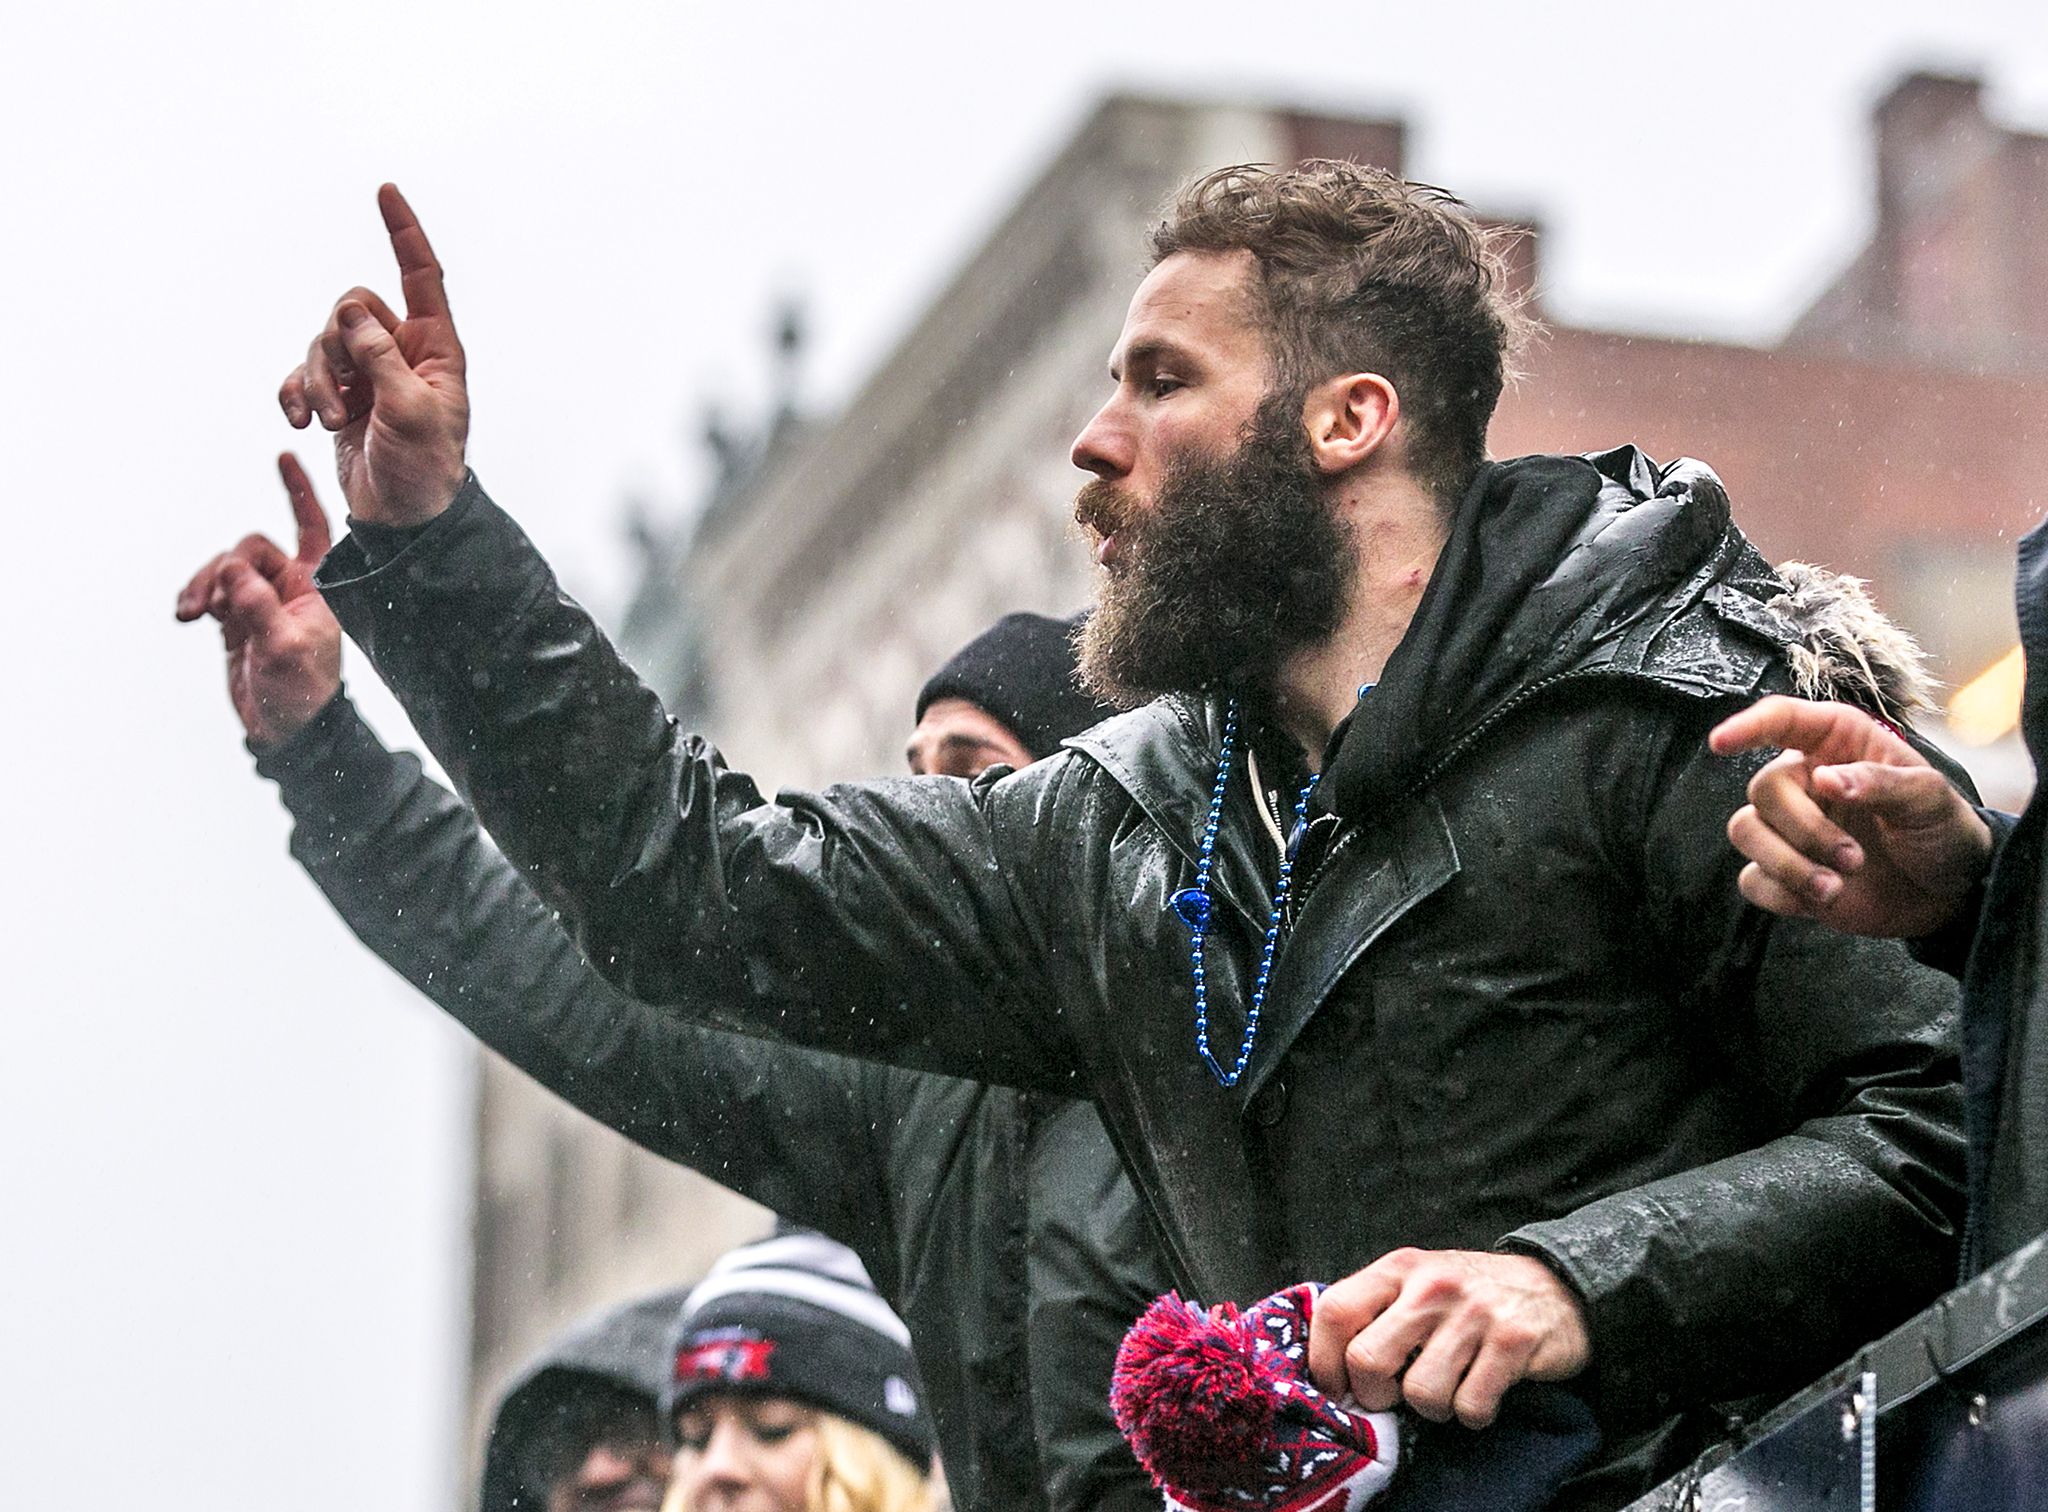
[479,1287,689,1512]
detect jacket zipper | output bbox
[1410,665,1629,792]
[1295,666,1632,907]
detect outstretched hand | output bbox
[175,454,344,748]
[1306,1248,1589,1430]
[1709,695,1992,938]
[278,184,469,527]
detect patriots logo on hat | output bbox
[677,1326,778,1384]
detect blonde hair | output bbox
[809,1413,935,1512]
[661,1408,933,1512]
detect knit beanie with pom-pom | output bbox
[1112,1283,1399,1512]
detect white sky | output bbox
[5,2,2045,1505]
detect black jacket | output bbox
[320,449,1966,1508]
[255,699,1167,1512]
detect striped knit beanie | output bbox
[664,1231,935,1471]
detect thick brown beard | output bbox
[1076,394,1357,708]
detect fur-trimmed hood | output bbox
[1322,447,1933,817]
[1769,560,1934,719]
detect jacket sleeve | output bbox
[1501,700,1966,1428]
[313,475,1072,1094]
[254,687,907,1246]
[1907,806,2018,979]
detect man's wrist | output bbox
[249,686,355,775]
[329,470,483,575]
[1907,806,2006,974]
[1499,1245,1591,1319]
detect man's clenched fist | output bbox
[1306,1248,1590,1430]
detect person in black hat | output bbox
[663,1231,936,1512]
[910,612,1108,774]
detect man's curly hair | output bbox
[1152,161,1532,508]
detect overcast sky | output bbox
[6,3,2046,1505]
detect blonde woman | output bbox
[662,1232,938,1512]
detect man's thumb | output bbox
[1819,761,1951,825]
[337,301,412,386]
[212,553,285,639]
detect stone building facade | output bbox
[462,74,2048,1463]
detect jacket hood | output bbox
[478,1286,692,1512]
[1319,446,1931,818]
[1766,559,1934,717]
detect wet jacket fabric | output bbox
[1941,515,2048,1275]
[478,1286,691,1512]
[320,450,1966,1509]
[254,698,1166,1512]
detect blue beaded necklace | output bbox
[1169,697,1320,1088]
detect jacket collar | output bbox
[1069,444,1937,823]
[1067,448,1748,825]
[1065,695,1277,934]
[1321,447,1736,818]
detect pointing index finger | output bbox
[277,453,333,563]
[377,182,452,321]
[1709,696,1863,760]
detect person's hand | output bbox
[1709,695,1992,938]
[175,454,344,748]
[278,184,469,528]
[1306,1249,1589,1429]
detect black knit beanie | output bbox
[914,611,1119,759]
[664,1232,935,1472]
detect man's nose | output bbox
[1071,398,1132,480]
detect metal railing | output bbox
[1624,1234,2048,1509]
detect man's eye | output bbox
[1151,376,1184,397]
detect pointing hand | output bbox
[1710,695,1991,938]
[278,185,469,528]
[176,454,344,748]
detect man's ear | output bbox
[1301,373,1399,476]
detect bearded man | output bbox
[261,166,1964,1507]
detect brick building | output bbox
[461,71,2048,1465]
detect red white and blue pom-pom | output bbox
[1112,1283,1399,1512]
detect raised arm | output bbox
[176,460,909,1242]
[269,695,924,1239]
[283,188,1068,1093]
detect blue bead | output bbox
[1183,695,1310,1089]
[1170,887,1213,931]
